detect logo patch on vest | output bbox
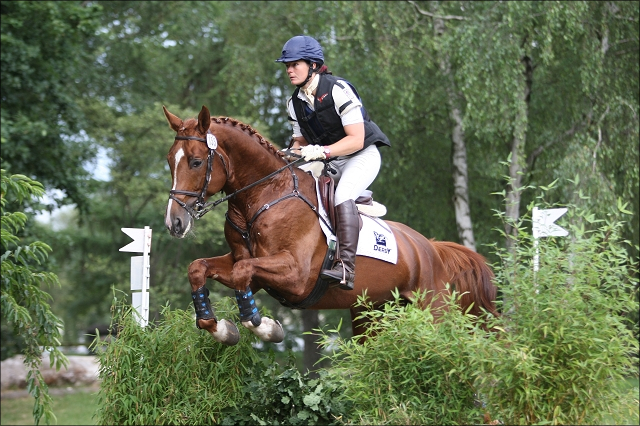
[317,93,329,103]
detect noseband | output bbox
[169,131,305,220]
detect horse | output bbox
[163,105,498,345]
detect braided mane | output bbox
[214,116,286,160]
[181,116,285,160]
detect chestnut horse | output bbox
[163,105,497,345]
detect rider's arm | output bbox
[290,135,308,149]
[325,82,365,157]
[323,122,364,157]
[286,96,308,149]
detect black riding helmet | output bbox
[275,35,324,87]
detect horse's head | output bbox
[163,105,228,238]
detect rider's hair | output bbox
[305,61,332,76]
[316,64,332,75]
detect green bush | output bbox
[478,205,639,425]
[94,295,261,425]
[313,202,638,425]
[95,201,638,425]
[1,170,68,425]
[313,290,490,425]
[220,354,349,425]
[94,293,349,425]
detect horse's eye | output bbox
[190,159,203,169]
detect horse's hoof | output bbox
[242,317,284,343]
[211,319,240,346]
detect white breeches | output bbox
[330,144,381,205]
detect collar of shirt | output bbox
[300,74,320,107]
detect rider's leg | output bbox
[320,199,359,289]
[321,145,381,290]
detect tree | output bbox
[1,1,101,213]
[14,1,636,374]
[1,170,67,425]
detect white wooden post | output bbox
[532,207,568,273]
[119,226,152,327]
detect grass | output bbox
[0,379,637,425]
[1,387,97,426]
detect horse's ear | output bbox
[163,105,183,132]
[197,105,211,134]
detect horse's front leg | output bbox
[187,252,240,346]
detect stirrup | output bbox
[320,260,354,290]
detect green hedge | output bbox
[94,204,638,425]
[92,296,347,425]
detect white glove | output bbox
[300,145,326,161]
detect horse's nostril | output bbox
[174,217,182,234]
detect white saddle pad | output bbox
[314,179,398,264]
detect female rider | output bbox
[276,35,391,290]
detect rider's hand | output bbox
[279,148,297,161]
[300,144,326,161]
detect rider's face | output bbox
[284,61,310,86]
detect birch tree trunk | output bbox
[433,14,477,251]
[504,55,533,251]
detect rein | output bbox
[169,133,305,220]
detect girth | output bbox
[264,245,336,310]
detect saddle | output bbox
[311,162,386,233]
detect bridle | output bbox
[169,131,228,219]
[169,130,305,220]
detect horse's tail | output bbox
[431,240,499,319]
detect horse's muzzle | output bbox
[168,214,192,238]
[165,201,193,238]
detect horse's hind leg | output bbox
[350,306,370,344]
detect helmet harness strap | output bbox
[296,62,317,88]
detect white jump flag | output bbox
[120,226,152,327]
[532,207,568,273]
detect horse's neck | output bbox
[220,133,314,208]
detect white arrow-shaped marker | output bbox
[120,226,152,327]
[120,227,152,253]
[532,207,568,238]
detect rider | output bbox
[276,35,391,290]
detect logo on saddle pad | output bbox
[373,230,392,254]
[374,231,386,246]
[356,218,396,263]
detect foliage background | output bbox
[1,0,638,373]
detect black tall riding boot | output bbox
[320,199,359,290]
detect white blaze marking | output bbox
[165,148,185,228]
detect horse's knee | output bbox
[188,259,208,290]
[230,261,254,289]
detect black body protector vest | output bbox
[291,74,391,151]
